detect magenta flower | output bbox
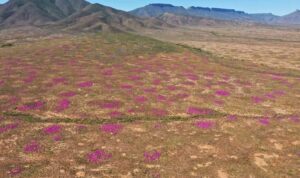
[144,87,157,93]
[78,81,93,88]
[129,75,142,81]
[100,123,123,135]
[186,107,212,115]
[144,150,161,162]
[0,80,4,86]
[156,95,167,101]
[175,93,190,99]
[272,90,286,96]
[152,79,161,85]
[102,69,113,76]
[195,121,215,129]
[251,96,264,104]
[56,98,70,112]
[289,115,299,122]
[135,96,147,103]
[259,117,270,125]
[215,90,230,97]
[43,125,61,135]
[24,141,40,153]
[0,123,19,134]
[87,149,112,164]
[17,101,44,111]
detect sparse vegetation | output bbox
[0,30,299,177]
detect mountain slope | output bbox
[0,0,168,31]
[130,4,187,18]
[0,0,90,28]
[276,10,300,25]
[54,3,169,31]
[157,12,241,27]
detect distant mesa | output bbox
[130,3,299,26]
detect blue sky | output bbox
[0,0,299,16]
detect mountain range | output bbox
[130,4,300,25]
[0,0,167,31]
[0,0,299,31]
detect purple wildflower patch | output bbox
[144,87,157,93]
[24,141,40,153]
[187,107,212,115]
[259,117,270,125]
[215,90,230,97]
[0,123,19,134]
[17,101,44,111]
[78,81,93,88]
[135,96,148,103]
[43,125,61,135]
[100,123,123,135]
[144,150,161,162]
[251,96,265,104]
[56,98,70,112]
[156,94,167,102]
[87,149,112,164]
[129,75,142,81]
[166,85,178,91]
[290,115,299,122]
[152,79,161,85]
[120,84,133,90]
[195,121,215,129]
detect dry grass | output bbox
[140,25,300,71]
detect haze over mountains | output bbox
[0,0,299,31]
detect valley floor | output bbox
[0,31,299,177]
